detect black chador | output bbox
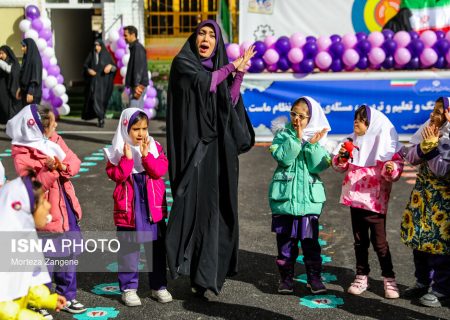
[0,45,20,124]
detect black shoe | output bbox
[191,284,207,298]
[307,278,327,294]
[98,119,105,128]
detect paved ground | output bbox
[0,118,448,320]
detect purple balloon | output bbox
[31,19,43,32]
[330,34,341,43]
[407,56,420,69]
[48,65,60,76]
[275,36,291,55]
[117,60,124,69]
[25,5,40,20]
[147,87,157,98]
[299,58,314,73]
[382,55,394,69]
[39,28,52,41]
[47,38,53,48]
[51,96,63,108]
[144,98,156,109]
[330,59,343,72]
[302,42,317,59]
[382,39,397,55]
[115,48,125,60]
[248,57,265,73]
[42,56,50,69]
[408,39,425,57]
[356,39,372,55]
[382,29,394,40]
[434,39,450,56]
[435,56,447,69]
[56,74,64,84]
[356,32,367,42]
[42,88,50,100]
[435,30,445,40]
[291,63,302,73]
[253,41,266,58]
[117,38,127,49]
[306,36,317,43]
[266,63,278,72]
[329,42,345,59]
[277,56,291,71]
[409,31,419,40]
[356,56,369,69]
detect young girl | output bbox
[7,105,87,316]
[0,173,66,320]
[268,96,331,295]
[104,108,172,306]
[400,97,450,308]
[332,105,404,299]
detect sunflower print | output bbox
[401,163,450,255]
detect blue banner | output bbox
[241,73,450,135]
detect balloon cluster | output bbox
[19,5,69,116]
[106,27,158,119]
[226,30,450,73]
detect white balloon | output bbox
[109,30,120,42]
[147,71,152,80]
[120,67,127,78]
[61,93,69,104]
[25,29,39,41]
[42,68,48,80]
[58,104,70,116]
[122,54,130,65]
[49,57,58,66]
[19,19,31,33]
[36,38,47,51]
[45,75,57,88]
[44,47,55,58]
[110,42,117,52]
[148,108,156,119]
[41,17,51,29]
[52,84,66,97]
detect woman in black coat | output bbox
[0,45,20,124]
[17,38,42,107]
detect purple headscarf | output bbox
[196,20,221,70]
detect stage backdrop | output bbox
[241,71,450,137]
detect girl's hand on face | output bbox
[422,124,439,141]
[123,143,132,159]
[309,128,328,144]
[292,118,303,140]
[140,136,149,157]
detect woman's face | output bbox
[290,103,310,131]
[0,50,6,61]
[430,101,446,128]
[196,25,216,59]
[44,112,57,138]
[94,43,101,53]
[33,192,51,229]
[21,44,27,54]
[128,118,148,146]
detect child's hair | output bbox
[37,105,53,129]
[124,25,138,37]
[435,97,445,110]
[129,112,148,128]
[291,98,309,111]
[24,169,44,212]
[354,105,370,127]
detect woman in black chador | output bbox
[0,45,20,124]
[82,39,116,127]
[166,20,255,296]
[17,38,42,107]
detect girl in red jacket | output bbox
[104,108,172,306]
[7,104,87,318]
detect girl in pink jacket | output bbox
[104,108,172,306]
[7,104,87,317]
[332,105,404,299]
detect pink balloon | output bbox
[56,74,64,84]
[367,31,384,47]
[342,48,360,67]
[314,51,332,69]
[289,33,306,48]
[342,33,357,49]
[39,28,52,41]
[263,48,279,65]
[115,48,125,60]
[226,43,240,60]
[393,31,411,48]
[420,47,438,66]
[147,86,157,98]
[317,36,331,51]
[420,30,437,47]
[31,18,43,32]
[368,47,386,65]
[287,48,303,64]
[264,36,277,49]
[266,63,278,72]
[144,97,156,109]
[394,47,411,65]
[240,41,253,55]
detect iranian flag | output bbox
[402,0,450,32]
[217,0,232,43]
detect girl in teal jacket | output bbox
[268,96,331,295]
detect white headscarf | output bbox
[6,105,66,160]
[0,160,5,187]
[410,97,450,161]
[104,108,159,173]
[300,96,332,147]
[0,176,50,302]
[333,106,402,167]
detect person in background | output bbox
[17,39,42,107]
[0,45,20,124]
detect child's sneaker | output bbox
[277,280,294,294]
[30,307,53,319]
[419,291,446,308]
[151,289,173,303]
[121,289,142,307]
[307,278,327,294]
[404,282,429,298]
[384,277,400,299]
[348,275,369,295]
[62,299,87,314]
